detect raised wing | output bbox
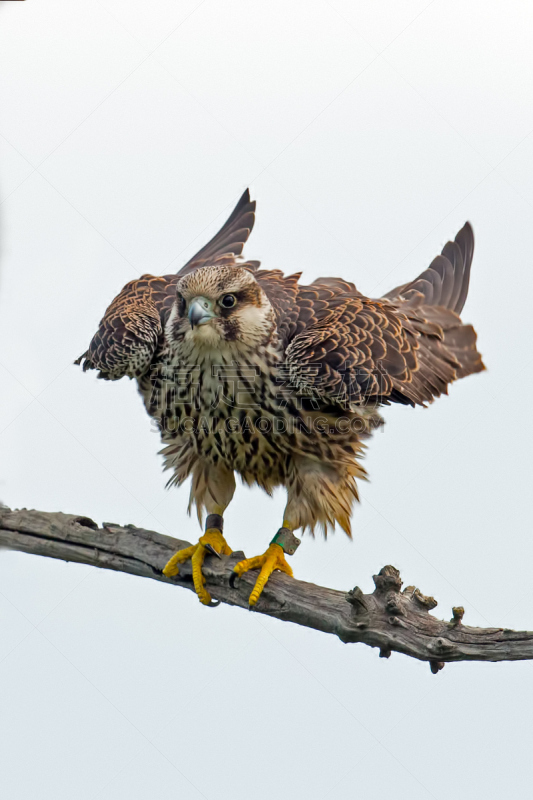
[176,188,256,278]
[75,275,177,380]
[383,222,474,314]
[279,223,484,408]
[77,190,257,380]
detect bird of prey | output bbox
[77,190,484,606]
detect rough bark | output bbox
[1,505,532,671]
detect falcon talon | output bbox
[161,528,232,605]
[78,188,484,611]
[204,543,222,559]
[232,540,294,606]
[229,571,239,589]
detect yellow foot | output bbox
[162,529,232,606]
[230,529,300,606]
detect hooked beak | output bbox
[188,297,216,328]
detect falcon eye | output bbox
[220,294,237,309]
[176,293,186,314]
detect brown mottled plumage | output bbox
[77,189,484,550]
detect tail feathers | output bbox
[392,303,484,406]
[442,322,484,380]
[419,304,484,378]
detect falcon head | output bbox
[169,265,275,349]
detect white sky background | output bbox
[0,1,532,797]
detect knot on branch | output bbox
[427,637,457,656]
[403,585,438,611]
[372,565,402,594]
[72,516,98,530]
[450,606,465,626]
[369,567,438,618]
[343,567,463,672]
[345,586,367,614]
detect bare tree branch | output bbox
[1,505,532,672]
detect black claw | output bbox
[229,570,239,588]
[204,543,222,559]
[207,599,221,608]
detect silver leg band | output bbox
[270,528,301,556]
[205,514,224,532]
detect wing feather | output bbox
[75,275,177,380]
[176,189,256,278]
[274,222,483,409]
[383,222,474,314]
[77,190,257,379]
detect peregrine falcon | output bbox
[77,190,484,606]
